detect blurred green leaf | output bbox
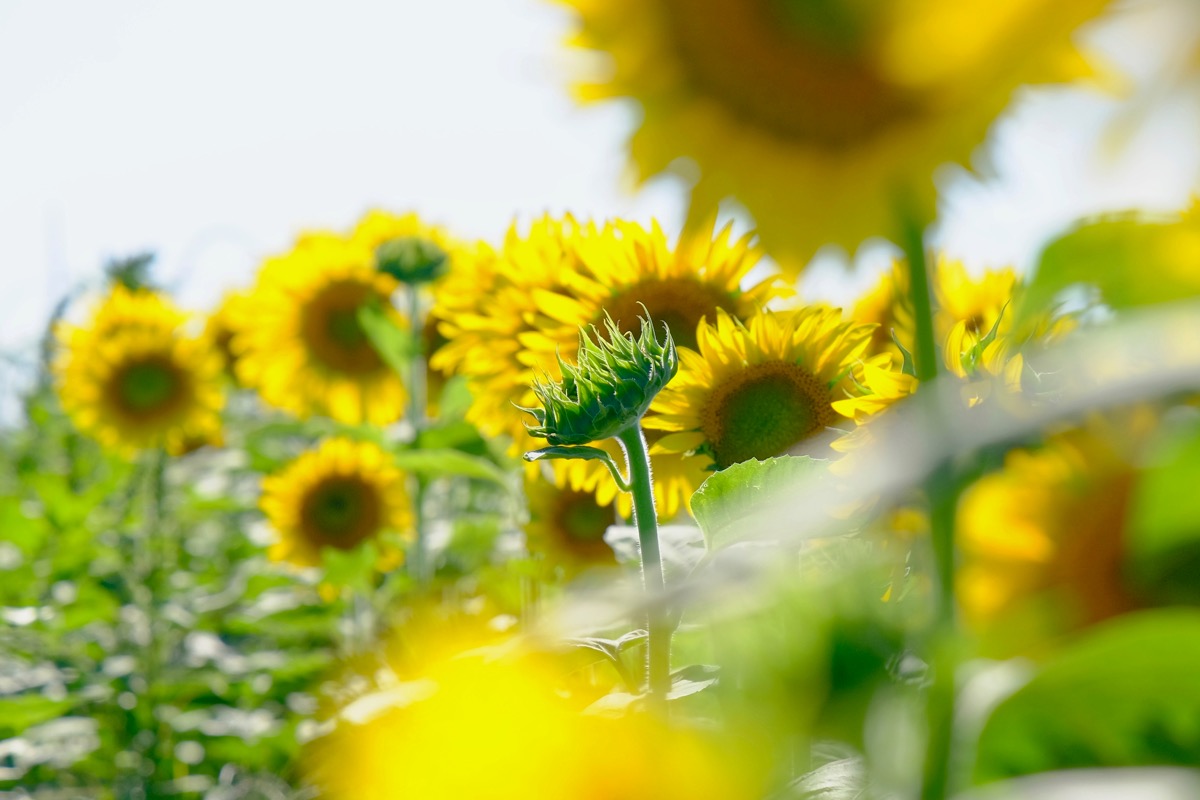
[1021,210,1200,322]
[974,610,1200,784]
[392,448,508,485]
[1128,418,1200,604]
[358,300,419,378]
[0,695,81,737]
[691,456,824,551]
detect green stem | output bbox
[137,449,173,796]
[615,423,671,712]
[405,286,430,585]
[900,208,960,800]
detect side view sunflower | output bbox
[260,437,412,570]
[351,209,459,285]
[56,286,224,455]
[559,0,1111,271]
[646,307,913,470]
[234,234,407,425]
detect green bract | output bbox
[375,236,449,285]
[522,311,678,446]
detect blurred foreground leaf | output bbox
[974,610,1200,784]
[691,456,823,551]
[1022,208,1200,321]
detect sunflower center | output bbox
[599,278,733,350]
[660,0,920,147]
[300,477,382,549]
[702,361,835,469]
[551,489,616,561]
[301,281,385,375]
[112,357,186,419]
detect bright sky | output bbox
[1,0,1198,368]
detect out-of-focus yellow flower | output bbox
[957,420,1149,655]
[351,209,460,285]
[433,215,783,510]
[558,0,1111,272]
[306,636,765,800]
[524,476,618,568]
[204,289,251,382]
[234,234,407,425]
[56,286,224,455]
[646,308,913,470]
[260,437,411,570]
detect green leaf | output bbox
[0,695,80,737]
[690,456,825,551]
[1021,209,1200,322]
[523,445,629,491]
[358,300,419,378]
[974,609,1200,784]
[1128,420,1200,604]
[391,448,509,485]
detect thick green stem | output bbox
[615,423,671,712]
[900,210,960,800]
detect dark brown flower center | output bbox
[301,281,385,375]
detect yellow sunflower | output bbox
[204,289,251,381]
[234,233,407,425]
[559,0,1111,271]
[260,437,412,570]
[434,215,786,509]
[957,421,1150,655]
[646,307,914,470]
[523,477,618,567]
[56,287,224,455]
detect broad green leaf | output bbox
[974,609,1200,784]
[0,695,80,737]
[690,456,824,551]
[391,448,508,485]
[358,300,419,378]
[1021,209,1200,322]
[1128,420,1200,604]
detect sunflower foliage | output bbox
[522,310,677,447]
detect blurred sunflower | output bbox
[56,286,224,455]
[204,289,250,381]
[306,635,765,800]
[646,308,913,470]
[234,234,407,425]
[559,0,1110,271]
[957,420,1150,655]
[523,477,617,567]
[260,437,411,570]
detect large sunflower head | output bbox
[55,287,225,455]
[260,437,412,570]
[560,0,1110,271]
[234,234,407,425]
[957,421,1148,656]
[646,307,913,469]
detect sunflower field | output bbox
[5,1,1200,799]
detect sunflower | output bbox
[234,233,407,425]
[204,289,251,381]
[646,307,913,470]
[559,0,1111,271]
[56,287,224,455]
[260,437,411,570]
[351,209,461,285]
[523,477,618,567]
[957,420,1150,655]
[433,215,786,508]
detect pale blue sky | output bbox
[1,0,1197,361]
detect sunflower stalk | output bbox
[404,285,430,585]
[899,203,962,800]
[615,422,672,712]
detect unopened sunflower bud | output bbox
[522,310,677,446]
[375,237,449,285]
